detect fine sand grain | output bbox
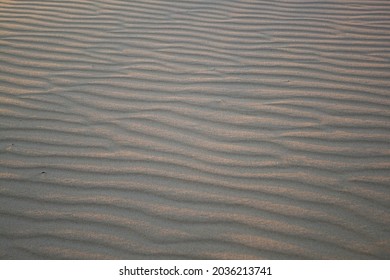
[0,0,390,259]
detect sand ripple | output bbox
[0,0,389,259]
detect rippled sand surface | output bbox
[0,0,389,259]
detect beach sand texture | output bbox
[0,0,390,259]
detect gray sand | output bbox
[0,0,389,259]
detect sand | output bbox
[0,0,389,259]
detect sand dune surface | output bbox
[0,0,390,259]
